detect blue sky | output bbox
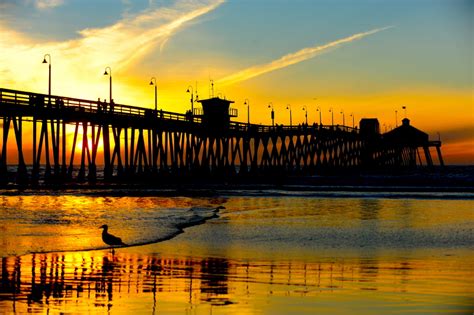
[0,0,472,162]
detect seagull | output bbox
[99,224,127,248]
[190,205,225,216]
[211,205,225,216]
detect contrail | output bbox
[217,26,393,86]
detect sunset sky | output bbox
[0,0,472,163]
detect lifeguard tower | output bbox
[194,97,238,131]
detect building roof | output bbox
[197,97,234,104]
[383,118,429,146]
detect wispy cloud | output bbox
[35,0,65,10]
[217,26,393,86]
[72,0,225,71]
[437,125,474,143]
[0,0,224,99]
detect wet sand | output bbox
[1,195,473,314]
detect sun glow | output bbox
[0,1,471,164]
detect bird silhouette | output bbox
[191,205,225,216]
[99,224,127,248]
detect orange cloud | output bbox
[442,140,474,165]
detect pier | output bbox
[0,87,444,185]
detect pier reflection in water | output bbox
[1,250,473,314]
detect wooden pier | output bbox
[0,88,444,185]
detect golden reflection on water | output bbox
[1,194,474,313]
[1,250,473,314]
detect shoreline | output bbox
[1,181,473,196]
[1,165,473,193]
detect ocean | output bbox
[0,184,473,314]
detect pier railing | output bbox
[0,88,359,133]
[0,88,194,123]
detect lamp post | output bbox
[329,107,334,126]
[103,66,112,103]
[312,98,319,125]
[42,54,51,97]
[268,103,275,127]
[395,110,398,127]
[316,106,322,125]
[350,113,355,128]
[286,104,292,126]
[244,99,250,125]
[402,106,407,118]
[209,79,214,98]
[340,110,345,126]
[186,85,194,114]
[149,77,157,111]
[302,105,308,124]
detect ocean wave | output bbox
[1,204,224,257]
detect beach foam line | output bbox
[25,206,224,257]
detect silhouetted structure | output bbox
[195,97,237,130]
[359,118,380,138]
[379,118,443,167]
[0,88,443,185]
[358,118,444,169]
